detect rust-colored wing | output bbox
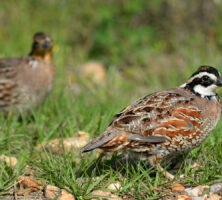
[0,58,25,108]
[83,88,202,152]
[109,90,199,135]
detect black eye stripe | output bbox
[202,75,209,80]
[185,77,214,91]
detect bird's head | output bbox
[181,66,222,97]
[30,32,53,61]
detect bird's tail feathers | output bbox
[82,129,117,152]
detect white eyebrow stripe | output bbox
[188,72,217,83]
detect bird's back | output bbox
[83,87,221,158]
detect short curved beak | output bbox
[216,77,222,87]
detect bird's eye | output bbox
[202,75,209,81]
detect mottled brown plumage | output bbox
[83,66,222,180]
[0,32,54,113]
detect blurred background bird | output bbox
[0,32,54,114]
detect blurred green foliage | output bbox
[1,0,222,69]
[0,0,222,91]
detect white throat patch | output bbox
[193,84,217,97]
[29,60,38,69]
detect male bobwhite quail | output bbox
[83,66,222,180]
[0,32,54,114]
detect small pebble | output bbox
[0,155,17,167]
[185,185,209,197]
[91,190,122,200]
[44,185,60,199]
[108,182,121,191]
[210,183,222,193]
[58,189,75,200]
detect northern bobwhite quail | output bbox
[83,66,222,180]
[0,32,54,113]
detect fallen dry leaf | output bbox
[17,176,46,195]
[177,195,192,200]
[172,183,185,191]
[16,188,36,196]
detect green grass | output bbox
[0,0,222,199]
[0,66,222,199]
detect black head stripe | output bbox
[191,66,220,78]
[186,77,214,89]
[185,75,215,96]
